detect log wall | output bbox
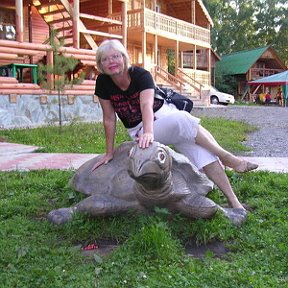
[0,39,97,92]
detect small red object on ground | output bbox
[81,243,99,250]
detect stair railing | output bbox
[154,65,186,93]
[176,68,205,97]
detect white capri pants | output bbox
[128,102,218,170]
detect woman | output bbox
[93,39,258,211]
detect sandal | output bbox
[234,160,258,173]
[222,154,258,173]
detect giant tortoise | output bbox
[48,141,247,226]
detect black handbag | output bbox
[155,86,193,112]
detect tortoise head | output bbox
[128,141,172,190]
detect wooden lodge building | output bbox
[0,0,214,128]
[216,46,287,101]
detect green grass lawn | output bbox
[1,120,287,287]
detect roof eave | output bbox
[249,81,287,86]
[197,0,214,27]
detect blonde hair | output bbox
[96,39,130,74]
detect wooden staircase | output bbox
[154,66,210,106]
[33,0,97,49]
[33,0,73,47]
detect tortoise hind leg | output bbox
[175,194,218,219]
[217,206,247,226]
[48,207,76,225]
[48,194,144,225]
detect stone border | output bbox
[0,94,103,129]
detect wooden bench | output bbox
[0,63,38,84]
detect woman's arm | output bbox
[101,98,116,155]
[91,98,116,171]
[138,88,155,148]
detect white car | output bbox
[209,87,235,105]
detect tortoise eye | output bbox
[158,151,166,163]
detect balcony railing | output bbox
[110,8,210,46]
[250,68,284,80]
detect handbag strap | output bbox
[155,86,174,101]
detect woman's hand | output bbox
[91,153,113,172]
[137,132,154,149]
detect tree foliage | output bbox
[38,28,84,92]
[203,0,288,65]
[38,28,84,127]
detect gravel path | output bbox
[192,105,288,157]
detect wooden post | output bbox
[208,48,211,85]
[122,1,127,48]
[193,44,197,70]
[142,31,146,69]
[191,0,196,24]
[15,0,24,42]
[47,50,54,89]
[108,0,112,15]
[154,34,158,81]
[154,34,158,66]
[28,1,32,43]
[28,1,33,63]
[73,0,80,49]
[175,41,179,76]
[141,5,146,68]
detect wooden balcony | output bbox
[110,8,211,48]
[250,68,284,80]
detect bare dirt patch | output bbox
[79,238,229,259]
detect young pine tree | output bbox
[38,28,85,127]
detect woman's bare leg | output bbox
[196,125,258,173]
[203,161,244,209]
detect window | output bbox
[0,8,16,40]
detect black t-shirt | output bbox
[95,66,163,128]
